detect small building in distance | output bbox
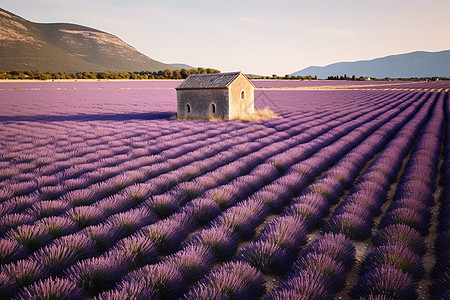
[175,72,255,120]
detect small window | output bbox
[211,103,216,114]
[241,91,245,99]
[186,104,191,113]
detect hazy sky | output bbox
[1,0,449,75]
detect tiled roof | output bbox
[175,72,242,89]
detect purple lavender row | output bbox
[351,91,445,300]
[0,126,276,265]
[94,91,414,299]
[0,125,275,236]
[266,233,355,300]
[0,122,252,199]
[0,86,398,182]
[0,104,358,296]
[231,91,430,298]
[0,91,392,245]
[0,107,334,205]
[0,87,398,197]
[429,91,449,300]
[0,120,193,181]
[180,91,424,298]
[323,91,438,240]
[0,89,414,298]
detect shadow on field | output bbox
[0,112,174,122]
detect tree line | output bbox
[0,68,220,80]
[327,74,448,81]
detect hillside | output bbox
[291,50,450,79]
[0,8,181,72]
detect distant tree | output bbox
[180,68,189,79]
[163,69,173,78]
[172,69,182,79]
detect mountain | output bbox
[291,50,450,79]
[0,8,184,72]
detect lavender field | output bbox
[0,80,449,299]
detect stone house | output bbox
[175,72,255,120]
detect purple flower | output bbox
[203,186,238,210]
[107,207,157,236]
[304,181,342,204]
[96,280,158,300]
[258,215,307,253]
[188,261,266,299]
[360,244,425,281]
[111,235,158,269]
[292,252,347,292]
[236,240,290,274]
[351,265,418,299]
[166,244,215,283]
[284,202,326,229]
[212,205,266,240]
[94,194,135,216]
[54,233,97,259]
[293,192,329,211]
[83,223,121,252]
[250,163,281,184]
[372,224,426,255]
[37,216,78,238]
[323,212,372,240]
[143,218,188,252]
[180,197,221,226]
[145,194,180,218]
[30,200,70,219]
[302,233,355,271]
[0,238,28,264]
[0,187,15,203]
[32,243,79,276]
[7,224,52,251]
[327,166,358,188]
[123,261,186,299]
[62,188,96,207]
[358,171,391,189]
[40,184,65,200]
[379,207,429,235]
[123,183,157,204]
[0,213,36,235]
[334,202,373,220]
[268,269,332,300]
[64,177,90,191]
[0,271,18,298]
[251,190,284,213]
[1,259,49,288]
[64,256,126,296]
[16,277,86,300]
[185,226,239,261]
[395,181,433,203]
[68,206,106,228]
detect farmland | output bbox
[0,80,449,299]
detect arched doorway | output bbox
[186,104,191,113]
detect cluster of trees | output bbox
[0,68,221,80]
[265,74,318,80]
[327,74,366,81]
[327,74,448,81]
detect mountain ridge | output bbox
[0,8,185,72]
[291,50,450,78]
